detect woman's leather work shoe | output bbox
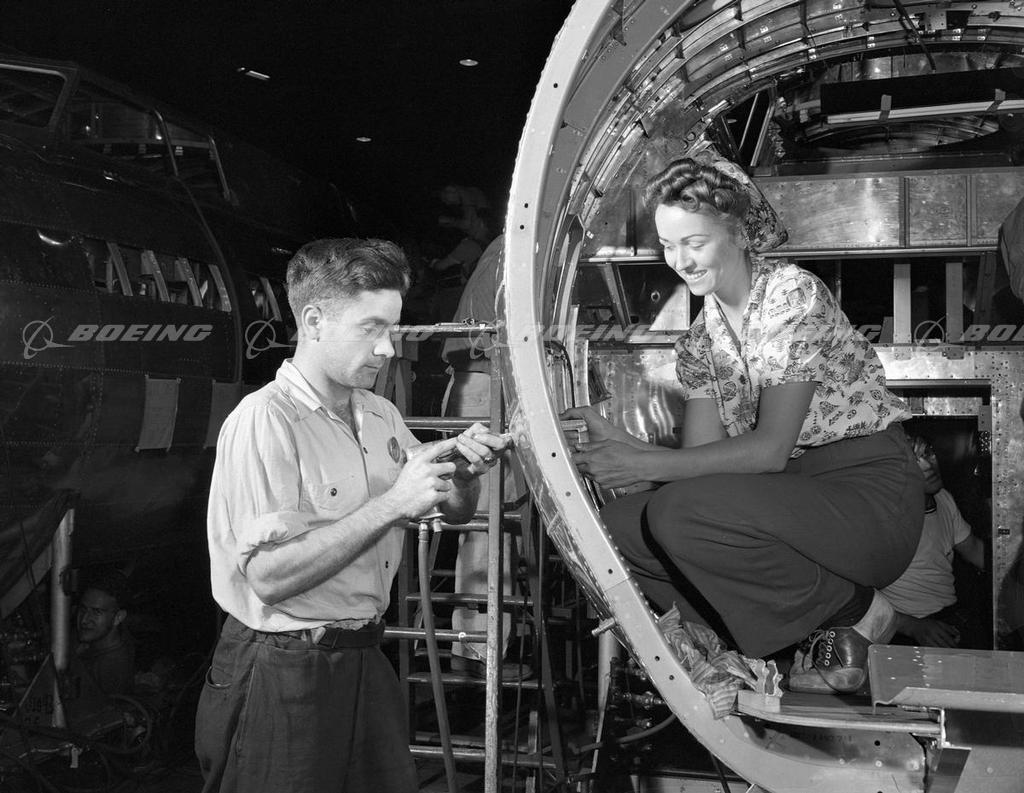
[787,591,896,695]
[807,627,871,693]
[786,629,871,694]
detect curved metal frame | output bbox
[502,1,936,790]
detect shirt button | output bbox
[329,487,337,497]
[385,561,390,569]
[363,447,369,453]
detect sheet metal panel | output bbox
[136,375,178,451]
[761,176,902,249]
[586,348,685,447]
[870,645,1024,712]
[973,171,1024,244]
[805,0,867,33]
[907,174,968,247]
[742,7,805,57]
[759,170,1024,252]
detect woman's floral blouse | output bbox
[675,256,909,456]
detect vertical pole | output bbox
[893,262,912,346]
[597,632,621,714]
[484,340,504,793]
[945,261,964,343]
[974,251,998,327]
[50,508,74,728]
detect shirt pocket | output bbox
[307,478,361,516]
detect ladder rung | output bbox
[406,672,540,690]
[385,627,487,642]
[406,593,530,607]
[413,731,551,754]
[409,744,556,768]
[476,510,521,526]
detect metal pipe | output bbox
[403,417,489,431]
[418,513,458,793]
[385,626,486,643]
[50,507,74,728]
[484,348,505,793]
[597,632,622,715]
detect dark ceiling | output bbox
[4,0,573,233]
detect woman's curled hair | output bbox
[643,158,750,222]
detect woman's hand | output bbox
[561,406,645,448]
[572,439,652,488]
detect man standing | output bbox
[195,238,509,793]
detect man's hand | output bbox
[450,422,513,480]
[900,615,960,647]
[383,437,460,520]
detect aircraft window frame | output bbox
[67,82,173,175]
[150,251,195,305]
[253,275,284,322]
[140,250,171,301]
[190,260,232,313]
[115,245,160,301]
[83,237,117,294]
[0,66,66,129]
[103,242,133,297]
[164,118,231,200]
[173,256,203,306]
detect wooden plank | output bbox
[736,690,941,735]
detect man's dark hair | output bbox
[84,570,131,611]
[286,238,411,319]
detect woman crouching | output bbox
[567,156,924,693]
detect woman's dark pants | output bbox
[601,424,924,657]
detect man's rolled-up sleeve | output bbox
[217,404,316,572]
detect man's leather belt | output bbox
[316,620,384,650]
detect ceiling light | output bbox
[355,136,372,143]
[236,67,270,81]
[459,58,479,67]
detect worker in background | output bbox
[442,235,532,681]
[76,570,135,697]
[882,435,986,648]
[429,185,494,321]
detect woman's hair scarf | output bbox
[687,140,788,253]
